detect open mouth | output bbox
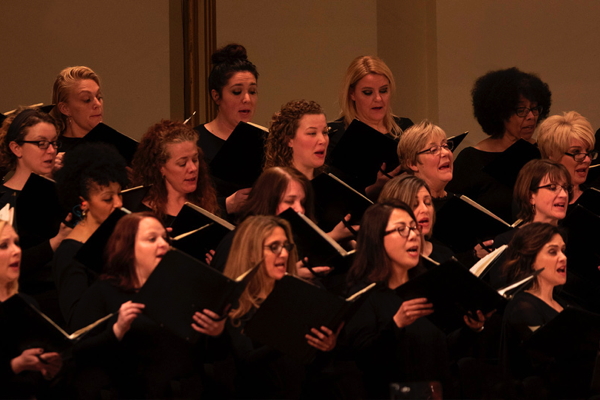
[553,201,566,210]
[406,245,419,256]
[557,265,566,274]
[314,150,325,158]
[9,261,19,269]
[239,109,251,116]
[439,161,451,171]
[575,166,588,176]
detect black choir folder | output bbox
[134,248,258,343]
[120,185,150,212]
[447,131,469,151]
[0,294,112,353]
[395,259,536,333]
[169,202,235,260]
[75,208,130,274]
[244,275,376,363]
[330,119,399,188]
[209,121,267,189]
[524,306,600,356]
[278,208,350,269]
[433,194,521,254]
[83,122,139,164]
[311,173,373,231]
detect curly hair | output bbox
[502,222,565,291]
[513,159,571,223]
[264,100,326,172]
[131,120,219,221]
[339,55,401,136]
[0,106,58,174]
[237,166,315,223]
[208,43,258,99]
[223,215,297,325]
[51,66,101,134]
[54,142,128,220]
[472,67,551,138]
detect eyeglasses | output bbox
[417,142,453,156]
[537,183,573,194]
[17,140,61,150]
[514,106,543,118]
[564,151,598,163]
[384,224,420,238]
[264,241,295,255]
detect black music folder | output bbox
[0,294,112,353]
[209,121,267,189]
[482,139,541,187]
[311,172,373,231]
[74,208,130,274]
[447,131,469,151]
[244,275,376,363]
[169,202,235,237]
[83,123,138,164]
[330,119,399,188]
[573,187,600,216]
[120,185,150,212]
[134,248,258,343]
[433,194,520,254]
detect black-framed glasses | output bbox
[537,183,573,194]
[564,150,598,163]
[264,241,295,255]
[514,106,543,118]
[17,140,61,150]
[384,224,420,238]
[417,142,453,156]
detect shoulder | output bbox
[393,116,414,131]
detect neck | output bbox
[532,214,559,226]
[293,161,314,180]
[206,114,238,141]
[421,240,433,257]
[428,181,447,199]
[68,217,101,242]
[387,264,410,289]
[527,281,556,307]
[357,115,387,134]
[164,186,188,216]
[135,267,151,289]
[63,123,88,138]
[570,185,582,204]
[4,169,32,191]
[0,284,11,302]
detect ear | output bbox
[287,137,294,149]
[349,88,356,102]
[210,89,220,105]
[79,196,89,211]
[407,159,419,173]
[58,102,71,117]
[530,191,537,206]
[8,141,22,158]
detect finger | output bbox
[319,326,334,336]
[310,328,326,340]
[201,309,220,320]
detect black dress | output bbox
[70,279,223,399]
[195,124,226,166]
[341,283,451,399]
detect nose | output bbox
[188,160,198,172]
[114,194,123,209]
[242,92,250,103]
[292,201,304,214]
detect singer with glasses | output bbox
[536,111,597,203]
[397,120,454,200]
[222,215,339,398]
[448,67,552,223]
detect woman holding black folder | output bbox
[132,120,220,224]
[223,215,339,398]
[0,220,63,398]
[70,212,226,398]
[500,223,595,398]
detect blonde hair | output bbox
[0,220,19,297]
[397,120,447,172]
[339,55,400,136]
[51,66,101,134]
[223,216,297,324]
[536,111,595,160]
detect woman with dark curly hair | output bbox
[448,67,552,224]
[264,100,329,180]
[52,142,128,324]
[131,120,219,224]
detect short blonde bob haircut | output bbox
[397,120,447,172]
[339,55,400,136]
[0,220,19,298]
[223,215,297,325]
[536,111,595,160]
[51,66,101,134]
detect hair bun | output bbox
[212,44,248,65]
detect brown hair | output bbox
[102,212,162,291]
[264,100,326,172]
[51,66,101,134]
[502,222,564,290]
[513,159,571,223]
[339,55,400,136]
[131,120,219,221]
[223,215,297,324]
[238,166,315,222]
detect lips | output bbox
[8,261,19,269]
[406,245,420,257]
[557,264,567,276]
[575,166,588,177]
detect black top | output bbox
[195,124,226,165]
[429,238,455,264]
[52,239,97,325]
[446,147,514,223]
[71,279,221,399]
[340,283,451,399]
